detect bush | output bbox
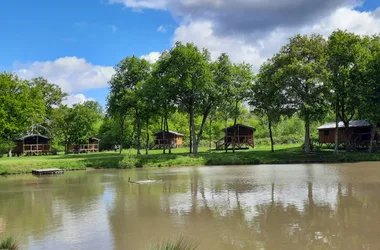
[119,155,140,168]
[255,135,303,146]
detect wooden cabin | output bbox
[318,120,378,148]
[70,138,100,153]
[152,131,184,149]
[12,134,51,156]
[216,124,256,150]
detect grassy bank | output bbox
[2,144,380,174]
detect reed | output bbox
[149,237,197,250]
[0,237,19,250]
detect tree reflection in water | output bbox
[2,164,380,250]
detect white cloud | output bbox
[173,21,265,70]
[63,94,94,107]
[111,25,118,33]
[157,25,166,33]
[141,52,161,63]
[108,0,166,10]
[15,57,115,93]
[172,6,380,70]
[111,0,380,71]
[305,7,380,36]
[375,7,380,18]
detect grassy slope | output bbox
[1,144,380,174]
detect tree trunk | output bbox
[136,109,141,155]
[145,118,149,155]
[161,116,166,154]
[344,123,350,151]
[334,106,339,153]
[225,117,228,153]
[195,106,212,155]
[268,117,274,153]
[165,115,171,154]
[369,125,376,153]
[8,148,12,158]
[162,115,166,154]
[119,118,124,155]
[304,119,311,154]
[189,112,192,154]
[191,107,197,155]
[232,101,239,153]
[209,116,213,152]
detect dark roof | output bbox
[14,134,51,141]
[318,120,371,130]
[153,130,184,137]
[223,124,256,132]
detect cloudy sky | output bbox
[1,0,379,107]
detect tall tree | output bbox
[108,56,151,154]
[275,34,329,153]
[164,42,214,155]
[149,51,178,154]
[250,59,292,152]
[327,30,363,152]
[360,35,380,152]
[230,63,254,153]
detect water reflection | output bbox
[1,164,380,249]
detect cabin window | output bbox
[323,130,329,136]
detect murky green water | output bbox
[1,163,380,249]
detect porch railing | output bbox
[23,144,51,152]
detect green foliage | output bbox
[273,34,329,153]
[0,237,19,250]
[0,73,46,154]
[51,101,103,152]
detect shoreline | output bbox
[1,156,380,176]
[2,145,380,175]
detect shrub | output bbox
[119,155,140,168]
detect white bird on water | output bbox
[128,177,162,184]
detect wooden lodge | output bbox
[216,124,256,150]
[12,134,51,156]
[152,130,184,149]
[70,138,100,153]
[318,120,378,148]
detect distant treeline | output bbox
[107,29,380,154]
[1,29,379,156]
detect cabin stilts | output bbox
[12,134,51,156]
[318,120,380,150]
[151,131,184,149]
[216,124,256,150]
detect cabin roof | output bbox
[14,134,51,141]
[318,120,371,130]
[223,124,256,132]
[89,137,100,141]
[153,130,184,137]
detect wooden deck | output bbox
[32,168,64,175]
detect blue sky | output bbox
[1,0,379,107]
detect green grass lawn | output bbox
[1,144,380,174]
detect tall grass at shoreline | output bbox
[0,237,19,250]
[149,237,197,250]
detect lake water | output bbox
[1,163,380,250]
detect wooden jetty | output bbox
[32,168,64,175]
